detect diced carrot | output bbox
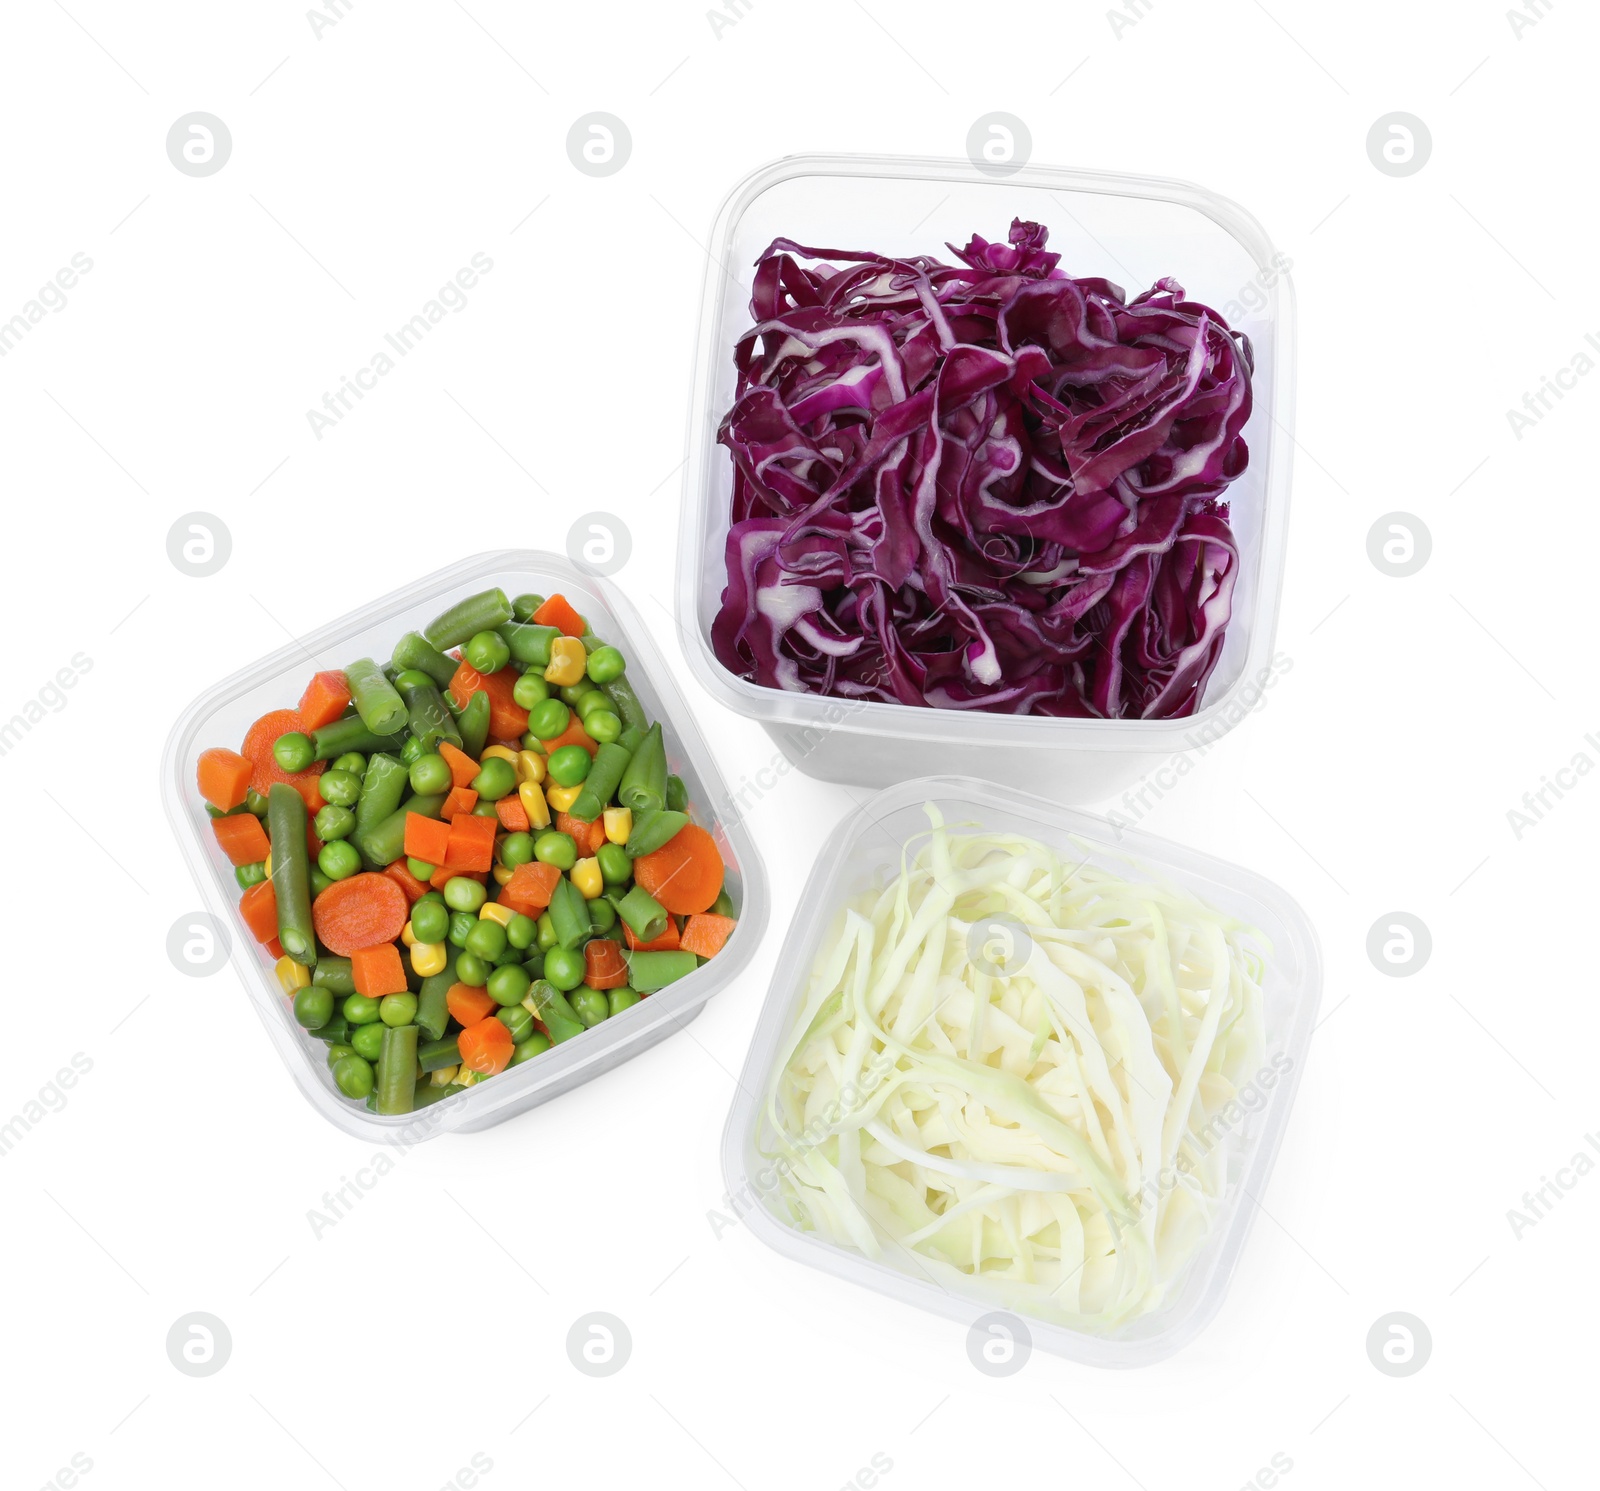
[311,873,408,956]
[239,880,278,943]
[583,938,629,990]
[197,748,252,811]
[680,912,736,959]
[623,916,681,952]
[404,813,452,866]
[351,943,407,998]
[633,824,725,916]
[499,861,560,917]
[265,936,285,959]
[532,593,585,637]
[430,862,460,891]
[458,1017,515,1076]
[213,811,271,867]
[438,741,480,789]
[444,813,497,873]
[441,785,479,822]
[495,794,530,833]
[448,660,529,741]
[556,811,607,855]
[241,708,325,813]
[384,859,428,904]
[297,671,351,731]
[539,715,598,759]
[447,983,497,1027]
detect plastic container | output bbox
[163,550,768,1141]
[677,153,1297,803]
[721,776,1320,1367]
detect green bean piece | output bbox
[355,752,409,837]
[547,876,590,950]
[710,889,736,919]
[456,690,490,759]
[625,808,689,860]
[375,1024,420,1115]
[665,774,688,813]
[600,673,650,733]
[624,949,699,991]
[608,987,641,1017]
[617,723,666,814]
[523,982,585,1044]
[390,630,458,689]
[310,715,407,762]
[511,593,545,622]
[616,724,647,755]
[311,956,355,996]
[354,792,447,868]
[416,964,455,1040]
[616,885,668,944]
[567,741,633,823]
[395,672,463,753]
[498,621,561,669]
[425,587,513,650]
[418,1035,461,1072]
[413,1080,464,1108]
[345,657,408,736]
[316,1017,351,1046]
[267,785,317,965]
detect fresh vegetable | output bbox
[632,823,724,915]
[242,708,325,811]
[197,747,252,811]
[267,785,317,965]
[297,671,352,732]
[311,873,408,956]
[712,220,1251,720]
[344,657,408,736]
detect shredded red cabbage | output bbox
[710,220,1253,719]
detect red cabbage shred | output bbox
[711,221,1253,719]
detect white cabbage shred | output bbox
[757,805,1269,1331]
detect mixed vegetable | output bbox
[196,587,737,1114]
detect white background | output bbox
[2,1,1592,1488]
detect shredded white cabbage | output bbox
[757,805,1270,1331]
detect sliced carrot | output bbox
[448,659,529,741]
[239,880,278,943]
[532,593,585,637]
[458,1016,515,1076]
[241,707,325,812]
[213,811,271,867]
[495,794,530,833]
[441,785,479,821]
[623,916,681,952]
[680,912,736,959]
[447,983,497,1027]
[499,861,560,917]
[540,715,598,759]
[384,859,428,904]
[632,823,725,916]
[351,943,407,998]
[297,671,351,732]
[311,872,408,956]
[438,741,480,789]
[583,938,629,989]
[444,813,497,873]
[404,813,452,866]
[556,811,607,854]
[197,747,252,811]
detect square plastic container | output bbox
[677,153,1298,803]
[163,550,768,1140]
[721,776,1320,1366]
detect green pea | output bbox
[325,1043,356,1066]
[444,877,487,912]
[416,889,446,908]
[558,684,590,709]
[585,710,622,745]
[512,672,550,710]
[380,992,418,1027]
[406,856,437,881]
[235,860,267,889]
[472,801,499,818]
[410,899,450,944]
[570,987,609,1026]
[314,804,356,841]
[310,867,335,896]
[497,1003,535,1044]
[499,831,535,868]
[448,910,477,948]
[511,1033,552,1065]
[455,951,488,987]
[586,646,626,685]
[608,986,641,1017]
[588,896,617,933]
[575,689,610,719]
[472,757,517,801]
[318,769,359,808]
[331,752,367,775]
[520,732,546,752]
[318,840,361,881]
[487,963,531,1008]
[596,842,631,885]
[543,944,585,991]
[536,912,558,951]
[333,1054,375,1099]
[350,1022,386,1061]
[512,593,545,622]
[400,734,427,766]
[273,731,314,773]
[546,746,591,788]
[506,913,538,950]
[343,993,382,1026]
[409,753,453,795]
[465,630,511,675]
[293,985,334,1029]
[528,699,570,740]
[245,789,271,816]
[465,919,507,962]
[534,831,577,870]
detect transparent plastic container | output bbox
[721,776,1320,1367]
[677,154,1297,803]
[163,551,768,1140]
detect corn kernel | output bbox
[400,920,418,947]
[263,850,273,877]
[431,1064,458,1087]
[603,806,632,845]
[274,955,310,994]
[546,782,582,812]
[410,940,448,977]
[481,744,519,767]
[492,862,514,886]
[519,781,551,830]
[479,902,515,928]
[571,857,603,900]
[543,636,587,687]
[455,1066,480,1089]
[516,749,546,786]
